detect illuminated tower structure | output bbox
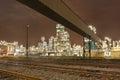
[54,24,72,56]
[0,41,8,55]
[40,36,48,55]
[48,36,55,52]
[102,37,112,57]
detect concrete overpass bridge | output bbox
[17,0,102,58]
[17,0,101,42]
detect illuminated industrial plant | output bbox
[0,40,26,56]
[30,24,83,56]
[0,24,120,58]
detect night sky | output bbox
[0,0,120,46]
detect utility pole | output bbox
[26,24,29,57]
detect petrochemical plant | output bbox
[0,24,120,58]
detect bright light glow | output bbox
[15,48,20,52]
[104,37,111,42]
[88,25,97,34]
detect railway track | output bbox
[0,72,19,80]
[0,68,45,80]
[0,57,120,79]
[0,60,120,80]
[55,61,120,68]
[0,57,120,68]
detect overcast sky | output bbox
[0,0,120,46]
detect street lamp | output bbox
[26,24,29,57]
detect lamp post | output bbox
[26,24,29,57]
